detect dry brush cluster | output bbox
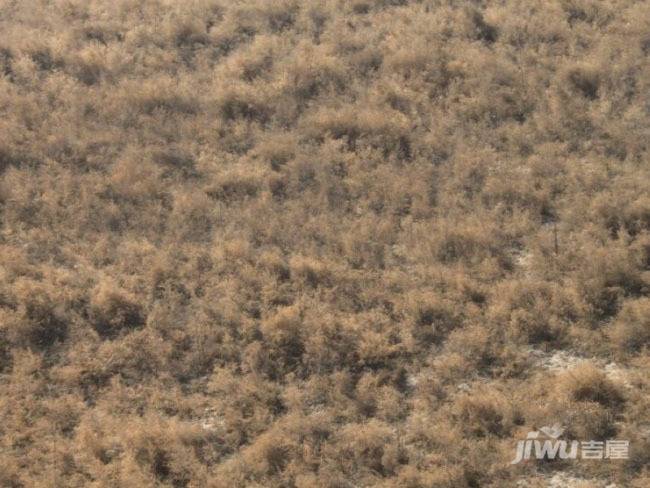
[0,0,649,486]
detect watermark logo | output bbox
[511,424,629,464]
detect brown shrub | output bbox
[303,105,409,154]
[573,245,646,322]
[168,190,217,242]
[207,169,262,203]
[289,255,333,288]
[280,43,347,102]
[453,388,515,438]
[7,280,68,350]
[258,305,304,378]
[609,298,650,354]
[1,0,649,485]
[402,291,461,347]
[216,83,273,123]
[557,363,625,409]
[325,420,400,478]
[253,133,297,171]
[118,77,200,116]
[90,281,145,340]
[564,63,602,100]
[488,280,575,345]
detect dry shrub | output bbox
[427,218,512,270]
[76,412,210,487]
[546,363,626,441]
[355,324,404,371]
[109,151,162,201]
[402,291,461,347]
[456,7,499,44]
[268,173,288,201]
[257,248,291,282]
[303,105,409,155]
[624,196,650,236]
[589,182,650,238]
[164,13,211,48]
[393,464,465,488]
[280,42,347,101]
[238,429,295,478]
[1,0,649,485]
[259,0,299,33]
[631,232,650,271]
[7,279,68,350]
[258,305,304,378]
[355,371,407,422]
[573,244,646,322]
[0,457,22,488]
[487,2,564,49]
[618,423,650,476]
[207,5,259,56]
[326,420,400,478]
[206,167,262,203]
[560,0,611,26]
[557,363,625,409]
[115,76,200,117]
[561,401,620,440]
[207,368,284,447]
[481,165,548,216]
[301,312,359,375]
[260,305,301,345]
[338,217,394,269]
[43,393,86,436]
[546,60,604,139]
[151,146,196,177]
[444,324,497,371]
[0,143,20,175]
[26,44,64,73]
[69,44,108,85]
[217,34,278,82]
[289,255,332,288]
[383,39,448,84]
[563,63,602,101]
[90,280,144,340]
[0,46,13,78]
[453,388,515,438]
[458,58,534,125]
[96,329,170,383]
[434,227,484,265]
[489,280,574,345]
[216,82,273,123]
[373,79,419,116]
[609,298,650,354]
[125,421,199,486]
[253,133,297,171]
[168,190,216,242]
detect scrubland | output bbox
[0,0,649,486]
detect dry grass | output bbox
[0,0,649,486]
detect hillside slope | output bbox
[1,0,649,486]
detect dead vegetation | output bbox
[0,0,649,486]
